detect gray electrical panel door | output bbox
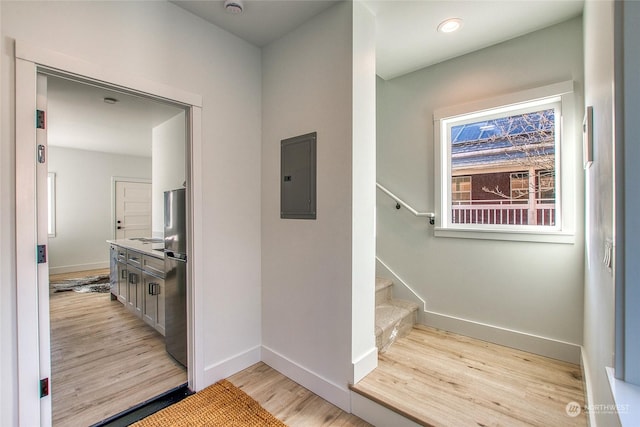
[281,132,316,219]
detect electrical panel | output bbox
[281,132,316,220]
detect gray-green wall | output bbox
[376,17,585,360]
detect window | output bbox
[451,176,471,202]
[510,172,530,201]
[537,170,555,201]
[445,101,559,228]
[433,81,576,243]
[48,172,56,237]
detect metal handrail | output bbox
[376,182,435,224]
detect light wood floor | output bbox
[351,325,587,427]
[50,270,186,427]
[51,271,585,426]
[228,362,371,426]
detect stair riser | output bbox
[375,277,419,352]
[375,285,392,306]
[376,308,417,352]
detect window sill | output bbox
[606,367,640,426]
[434,227,575,244]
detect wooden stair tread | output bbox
[375,300,418,325]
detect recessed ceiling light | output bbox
[224,0,244,14]
[437,18,463,34]
[103,97,119,104]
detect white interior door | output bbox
[36,73,52,426]
[115,180,152,239]
[16,56,53,427]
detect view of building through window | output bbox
[449,107,557,226]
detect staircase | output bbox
[375,277,419,353]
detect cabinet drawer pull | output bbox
[149,282,160,295]
[129,272,138,284]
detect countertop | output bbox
[107,238,165,259]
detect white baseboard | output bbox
[261,345,351,412]
[203,345,261,386]
[376,257,580,363]
[352,346,378,384]
[580,347,597,427]
[350,391,421,427]
[423,310,581,363]
[49,261,109,275]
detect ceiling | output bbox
[368,0,584,79]
[171,0,340,47]
[48,0,584,156]
[47,76,185,157]
[172,0,583,80]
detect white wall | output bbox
[262,1,376,411]
[376,18,585,360]
[351,1,377,383]
[1,1,262,422]
[152,111,186,237]
[48,146,151,273]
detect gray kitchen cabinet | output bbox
[128,268,143,318]
[126,250,143,318]
[142,269,165,336]
[116,246,128,303]
[142,254,166,335]
[116,260,128,303]
[109,242,166,334]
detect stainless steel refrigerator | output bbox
[164,188,187,367]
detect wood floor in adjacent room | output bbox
[49,270,186,427]
[351,324,587,427]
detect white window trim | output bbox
[433,80,576,244]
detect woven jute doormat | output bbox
[132,379,287,427]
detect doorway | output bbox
[44,73,189,425]
[15,45,204,426]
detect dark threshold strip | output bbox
[90,383,193,427]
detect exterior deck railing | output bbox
[451,199,555,226]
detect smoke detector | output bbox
[224,0,244,14]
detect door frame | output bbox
[111,177,152,240]
[15,41,205,426]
